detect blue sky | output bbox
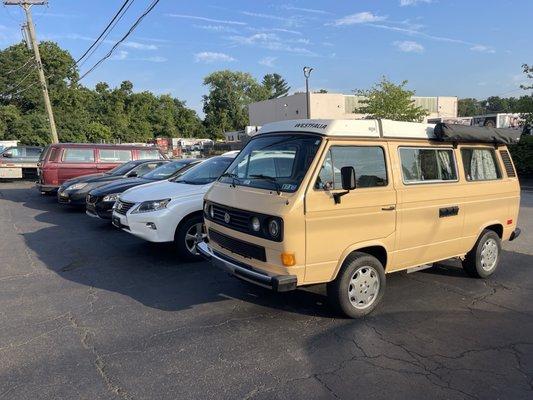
[1,0,532,116]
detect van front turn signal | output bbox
[281,252,296,267]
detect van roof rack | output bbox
[257,119,521,144]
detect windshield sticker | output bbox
[294,123,328,129]
[282,184,296,191]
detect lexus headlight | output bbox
[103,193,120,202]
[132,199,171,213]
[67,182,88,190]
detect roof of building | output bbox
[258,119,436,139]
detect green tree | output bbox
[354,77,429,122]
[203,70,268,138]
[262,73,290,99]
[458,98,483,116]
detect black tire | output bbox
[327,252,386,318]
[174,215,205,262]
[462,229,501,278]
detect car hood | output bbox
[120,180,211,203]
[90,177,152,196]
[62,173,105,187]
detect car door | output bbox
[304,141,397,283]
[390,143,465,270]
[57,147,97,183]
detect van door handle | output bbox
[439,206,459,218]
[381,205,396,211]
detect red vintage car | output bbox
[36,143,166,193]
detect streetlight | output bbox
[303,66,313,119]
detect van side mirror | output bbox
[334,166,356,205]
[341,166,356,191]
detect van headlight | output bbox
[132,199,170,214]
[267,218,281,239]
[103,193,120,202]
[67,182,87,190]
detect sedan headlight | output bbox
[132,199,171,214]
[103,193,120,202]
[67,182,87,191]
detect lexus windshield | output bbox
[219,134,322,193]
[143,161,191,181]
[172,157,233,185]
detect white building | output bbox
[248,92,458,126]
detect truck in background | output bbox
[0,145,43,179]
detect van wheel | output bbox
[327,252,386,318]
[175,215,206,262]
[462,230,501,278]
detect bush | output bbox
[509,135,533,176]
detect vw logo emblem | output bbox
[224,212,231,224]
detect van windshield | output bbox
[219,134,322,193]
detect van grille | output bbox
[211,203,251,232]
[499,150,516,178]
[114,199,135,215]
[209,229,266,262]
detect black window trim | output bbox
[460,146,502,182]
[398,146,459,185]
[314,143,390,191]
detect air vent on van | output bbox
[499,150,516,178]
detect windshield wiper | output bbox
[249,174,281,195]
[220,172,239,188]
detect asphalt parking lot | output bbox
[1,181,532,400]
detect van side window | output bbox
[399,148,457,183]
[315,146,387,190]
[99,149,132,162]
[63,148,95,163]
[461,148,501,181]
[139,149,161,159]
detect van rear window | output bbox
[461,148,501,181]
[400,148,457,183]
[139,149,161,159]
[99,149,132,162]
[63,148,95,163]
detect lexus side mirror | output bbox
[128,171,138,177]
[341,166,356,191]
[2,153,12,158]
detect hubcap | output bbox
[185,223,206,255]
[480,238,498,271]
[348,266,380,309]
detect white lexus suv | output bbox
[112,154,236,260]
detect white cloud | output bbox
[138,56,167,63]
[194,24,238,33]
[332,12,387,26]
[194,51,236,63]
[111,50,129,60]
[400,0,432,6]
[269,28,302,35]
[281,5,332,15]
[394,40,424,53]
[229,33,316,56]
[241,11,299,26]
[122,41,157,50]
[166,14,246,26]
[259,56,277,67]
[470,45,496,54]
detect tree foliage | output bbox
[354,77,429,122]
[202,70,269,138]
[262,73,290,99]
[0,41,204,144]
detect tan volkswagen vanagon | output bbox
[198,119,521,318]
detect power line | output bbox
[4,56,34,75]
[4,64,36,93]
[75,0,134,64]
[76,0,136,69]
[78,0,160,81]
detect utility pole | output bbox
[303,66,313,119]
[4,0,59,143]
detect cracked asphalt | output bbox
[0,181,532,400]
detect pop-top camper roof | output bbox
[257,119,521,144]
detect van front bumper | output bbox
[197,241,297,292]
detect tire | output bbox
[174,215,205,262]
[462,229,501,278]
[327,252,386,318]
